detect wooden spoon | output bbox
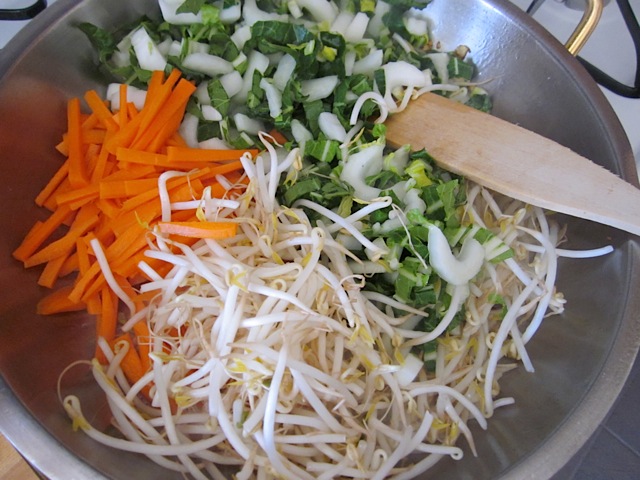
[384,92,640,236]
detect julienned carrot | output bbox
[99,177,159,199]
[38,253,69,289]
[157,221,238,239]
[110,333,152,400]
[95,198,121,219]
[97,285,118,342]
[66,98,89,188]
[58,129,108,153]
[132,78,195,152]
[118,84,128,128]
[268,129,289,145]
[24,206,99,267]
[77,234,101,316]
[111,180,206,238]
[14,69,255,389]
[13,205,74,262]
[132,321,152,373]
[166,146,259,163]
[36,285,85,315]
[54,182,100,208]
[91,146,113,183]
[103,70,182,156]
[84,90,119,132]
[95,285,118,363]
[35,160,70,207]
[115,148,171,167]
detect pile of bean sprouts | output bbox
[61,135,613,479]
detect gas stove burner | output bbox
[0,0,47,21]
[528,0,640,98]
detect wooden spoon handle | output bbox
[384,92,640,236]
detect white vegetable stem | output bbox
[428,225,485,286]
[130,27,167,72]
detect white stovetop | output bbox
[0,0,57,49]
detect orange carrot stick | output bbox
[132,321,152,372]
[157,221,238,239]
[145,70,166,100]
[111,179,205,237]
[35,159,70,207]
[118,84,128,127]
[166,146,258,163]
[99,178,159,200]
[84,90,119,132]
[136,69,182,135]
[67,97,89,188]
[268,129,288,145]
[110,333,151,399]
[18,69,252,394]
[36,285,85,315]
[13,205,74,262]
[38,253,70,288]
[67,255,101,305]
[90,145,113,183]
[24,207,99,267]
[97,285,118,343]
[131,79,196,152]
[115,148,172,168]
[54,183,100,208]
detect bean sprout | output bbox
[63,142,612,478]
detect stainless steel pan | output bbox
[0,0,638,478]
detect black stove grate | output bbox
[0,0,47,21]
